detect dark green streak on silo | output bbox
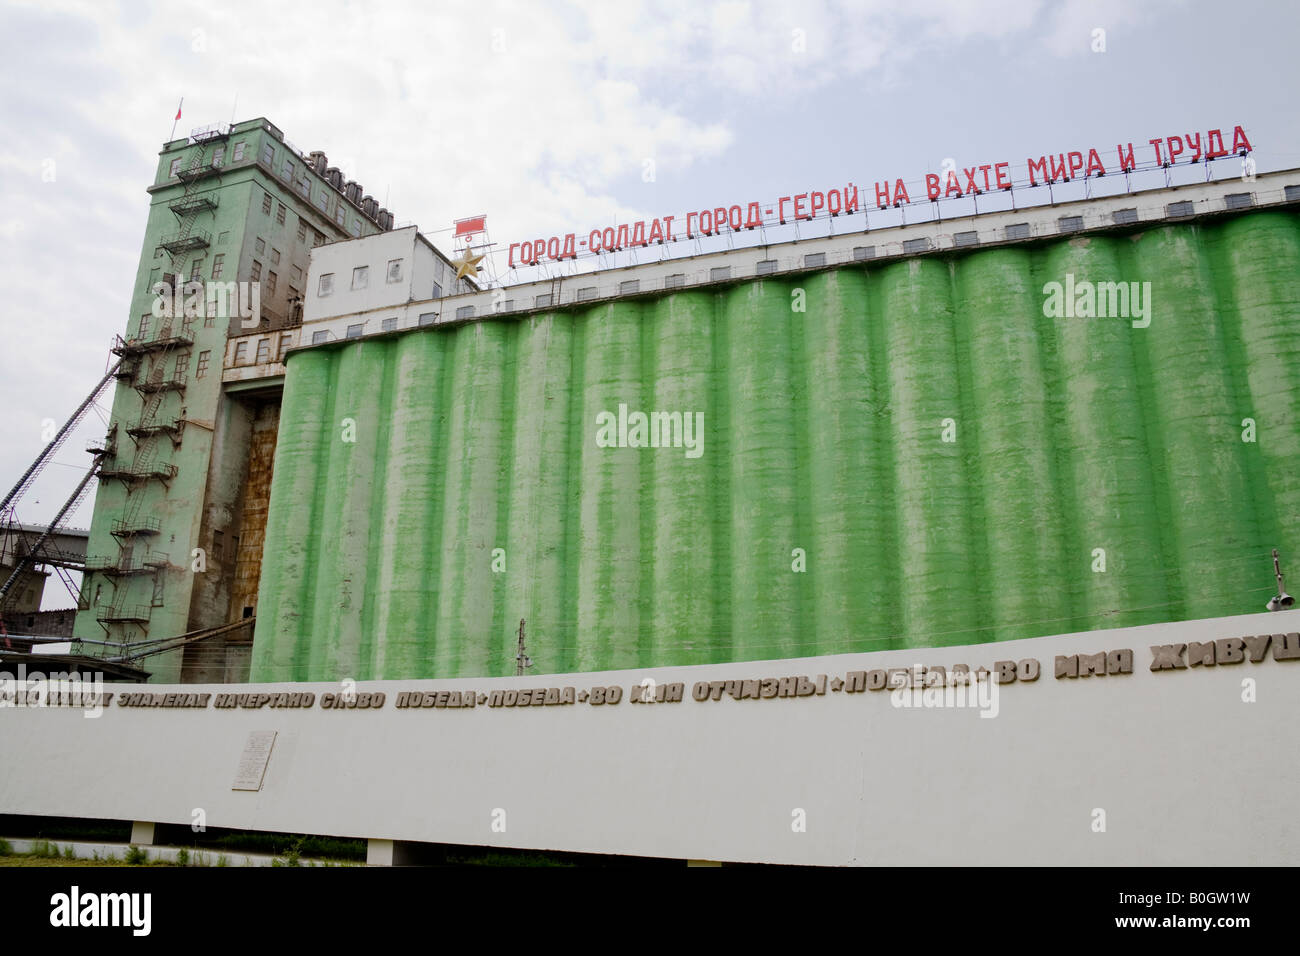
[954,248,1068,642]
[878,258,978,647]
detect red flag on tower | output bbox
[175,100,183,121]
[455,215,486,238]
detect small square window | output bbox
[291,265,302,284]
[346,323,363,339]
[382,317,398,332]
[255,237,265,256]
[281,159,294,181]
[801,254,824,268]
[255,338,270,363]
[250,261,262,282]
[175,353,190,378]
[619,279,640,295]
[953,231,979,248]
[1112,208,1139,225]
[217,230,229,244]
[195,350,210,379]
[1004,222,1031,241]
[271,248,281,265]
[387,259,403,283]
[533,294,552,308]
[1166,200,1194,218]
[575,287,597,302]
[352,266,368,290]
[212,146,224,168]
[311,330,329,344]
[279,334,293,359]
[138,314,151,339]
[234,342,248,364]
[297,222,307,243]
[1224,192,1254,210]
[1058,215,1084,233]
[266,271,277,296]
[350,219,362,237]
[261,143,274,166]
[418,312,437,326]
[852,246,875,261]
[455,305,475,320]
[232,142,246,162]
[189,257,204,280]
[664,274,685,289]
[318,273,334,296]
[277,203,286,225]
[432,282,443,299]
[262,193,272,215]
[169,157,182,177]
[756,259,778,275]
[315,190,328,211]
[1285,185,1300,202]
[903,237,932,254]
[335,205,345,225]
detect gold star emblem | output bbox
[451,245,484,281]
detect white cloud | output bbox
[0,0,1182,541]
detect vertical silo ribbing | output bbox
[645,292,716,667]
[249,349,331,682]
[1132,226,1261,620]
[724,281,801,663]
[574,303,644,672]
[371,333,449,678]
[1043,237,1170,631]
[503,313,577,676]
[878,258,979,647]
[799,270,885,656]
[433,323,511,677]
[954,249,1069,642]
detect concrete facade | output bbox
[251,174,1300,680]
[73,119,393,680]
[4,610,1298,865]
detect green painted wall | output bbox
[250,210,1300,682]
[75,118,386,681]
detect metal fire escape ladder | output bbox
[96,135,217,638]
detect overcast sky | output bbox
[2,0,1298,605]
